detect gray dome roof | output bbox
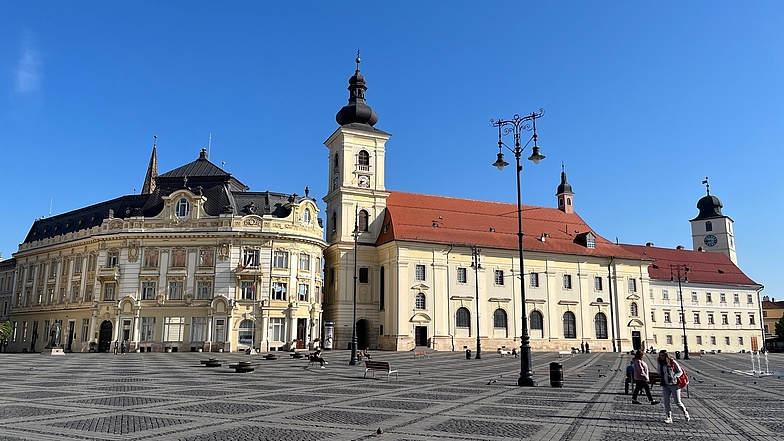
[695,194,723,219]
[335,57,378,126]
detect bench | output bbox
[228,361,257,373]
[558,351,573,358]
[200,358,225,368]
[363,360,398,380]
[263,354,278,360]
[290,352,305,359]
[497,348,513,357]
[414,350,429,359]
[649,371,661,385]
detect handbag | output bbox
[673,361,689,388]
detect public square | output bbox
[0,350,782,441]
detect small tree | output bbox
[0,321,11,341]
[775,316,784,338]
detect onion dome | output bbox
[695,194,723,219]
[556,165,573,195]
[335,55,379,126]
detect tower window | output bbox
[358,210,369,232]
[705,221,713,232]
[358,150,370,166]
[176,198,190,218]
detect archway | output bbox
[356,319,372,350]
[98,321,113,353]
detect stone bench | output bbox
[200,358,225,368]
[228,361,257,373]
[414,350,429,359]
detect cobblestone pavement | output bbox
[0,350,782,440]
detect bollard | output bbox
[550,362,564,387]
[676,351,681,360]
[466,349,471,359]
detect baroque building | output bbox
[322,60,653,352]
[7,147,325,353]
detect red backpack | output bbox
[672,360,689,388]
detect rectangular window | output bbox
[664,311,671,323]
[710,336,716,345]
[720,293,726,303]
[733,293,740,305]
[415,264,426,281]
[494,270,504,286]
[749,314,755,325]
[144,248,159,268]
[270,318,286,342]
[196,281,213,300]
[693,313,700,324]
[298,254,310,271]
[62,259,70,275]
[70,284,79,302]
[50,262,57,278]
[163,317,185,342]
[666,335,673,345]
[191,317,207,342]
[594,276,603,291]
[747,294,753,305]
[171,248,187,268]
[271,282,287,301]
[724,336,730,345]
[563,274,572,289]
[298,283,309,302]
[696,336,703,345]
[168,281,184,300]
[662,289,669,300]
[738,336,744,346]
[359,267,369,284]
[85,285,93,302]
[628,278,637,293]
[214,319,226,342]
[106,252,119,268]
[691,291,698,302]
[198,248,214,267]
[74,257,82,274]
[103,283,115,301]
[242,249,260,268]
[141,281,156,300]
[141,317,156,341]
[706,292,712,303]
[240,281,255,300]
[735,314,742,325]
[651,310,656,322]
[273,251,289,269]
[457,268,467,284]
[678,311,684,323]
[81,318,89,342]
[707,313,714,325]
[721,314,728,325]
[530,272,539,288]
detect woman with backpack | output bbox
[657,349,691,423]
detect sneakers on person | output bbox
[650,400,660,405]
[632,400,642,404]
[320,366,325,369]
[664,417,673,424]
[685,411,691,421]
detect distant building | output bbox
[762,296,784,337]
[7,148,325,353]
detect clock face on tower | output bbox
[358,175,370,188]
[704,234,718,247]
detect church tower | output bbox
[322,56,390,349]
[556,164,574,214]
[690,178,737,264]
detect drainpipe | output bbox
[608,257,617,352]
[445,245,454,351]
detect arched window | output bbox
[358,150,370,166]
[563,311,577,338]
[705,221,713,232]
[595,312,608,339]
[238,319,256,349]
[630,302,639,317]
[456,307,470,328]
[530,310,544,331]
[415,292,426,310]
[331,212,337,234]
[493,309,507,329]
[176,198,190,218]
[302,208,311,224]
[358,209,369,232]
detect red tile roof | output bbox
[762,300,784,309]
[619,244,761,287]
[376,191,641,259]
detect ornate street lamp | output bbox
[670,264,690,360]
[471,246,482,359]
[490,110,545,387]
[349,207,360,366]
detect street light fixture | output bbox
[349,207,360,366]
[471,246,482,359]
[670,264,690,360]
[490,109,545,387]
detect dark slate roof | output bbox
[619,244,760,287]
[21,149,312,245]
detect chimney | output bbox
[676,245,685,250]
[645,242,654,247]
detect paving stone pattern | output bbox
[0,350,782,440]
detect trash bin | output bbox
[550,362,564,387]
[466,349,471,359]
[675,351,681,360]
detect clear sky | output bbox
[1,2,782,298]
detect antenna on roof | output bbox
[49,197,52,217]
[208,133,212,158]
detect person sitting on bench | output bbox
[312,349,328,369]
[362,347,372,360]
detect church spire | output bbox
[556,163,574,214]
[141,135,158,195]
[335,51,379,126]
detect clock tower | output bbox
[690,178,737,264]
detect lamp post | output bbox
[670,264,690,360]
[491,110,545,387]
[349,207,359,366]
[471,246,482,359]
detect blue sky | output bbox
[1,2,782,298]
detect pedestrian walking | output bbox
[625,359,634,394]
[657,350,690,423]
[113,340,118,355]
[120,340,127,354]
[631,350,659,405]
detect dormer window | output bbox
[303,208,311,224]
[586,233,595,249]
[176,198,190,218]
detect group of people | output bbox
[625,349,690,424]
[113,340,128,354]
